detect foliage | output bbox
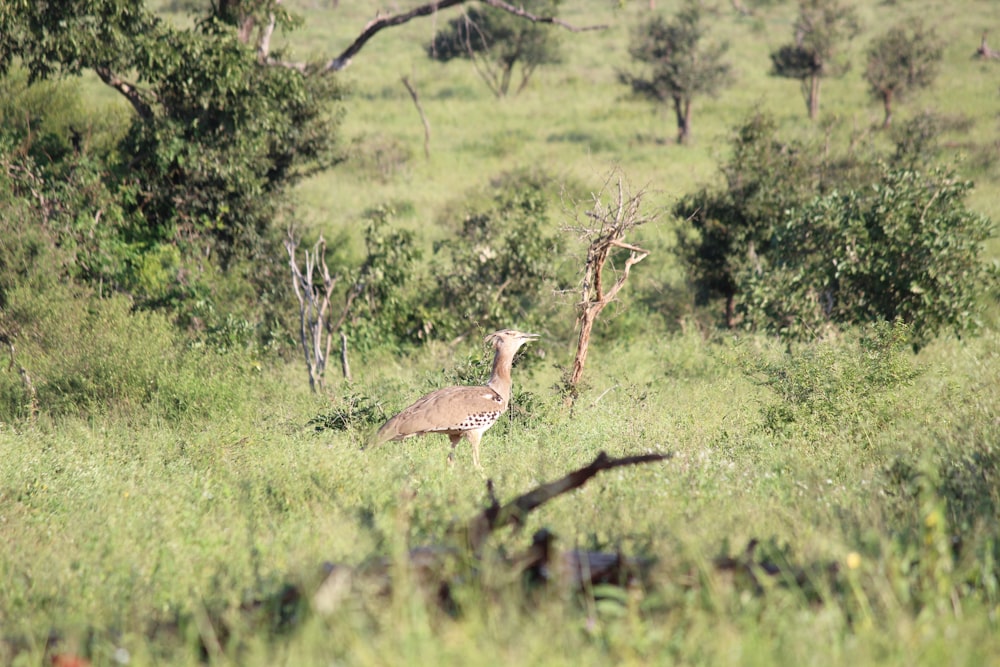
[621,0,731,144]
[430,172,566,338]
[770,0,861,119]
[889,111,974,169]
[307,391,389,432]
[0,0,343,337]
[744,320,920,439]
[673,112,822,327]
[864,19,943,128]
[0,138,140,301]
[0,287,258,422]
[339,205,428,352]
[740,165,996,345]
[427,0,563,97]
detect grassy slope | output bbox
[3,0,1000,664]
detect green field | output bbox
[2,0,1000,665]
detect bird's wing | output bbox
[374,385,505,443]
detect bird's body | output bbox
[373,329,539,468]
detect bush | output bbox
[0,287,256,423]
[742,320,920,441]
[741,165,996,346]
[429,171,568,338]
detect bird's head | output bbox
[485,329,540,353]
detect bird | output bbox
[371,329,539,469]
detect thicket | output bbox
[675,111,996,343]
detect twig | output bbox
[401,75,431,160]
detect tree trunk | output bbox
[724,291,735,329]
[808,75,820,120]
[673,96,690,144]
[881,89,893,129]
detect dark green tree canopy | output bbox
[427,0,563,97]
[0,0,343,301]
[864,19,943,128]
[621,1,731,144]
[674,112,821,326]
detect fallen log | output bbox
[312,450,672,614]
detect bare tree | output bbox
[285,233,338,393]
[564,175,655,402]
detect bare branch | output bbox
[323,0,606,72]
[565,174,655,396]
[286,231,339,392]
[401,75,431,159]
[460,450,672,554]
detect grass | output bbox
[4,0,1000,664]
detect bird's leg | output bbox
[469,432,483,470]
[448,434,461,466]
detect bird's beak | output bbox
[522,332,540,341]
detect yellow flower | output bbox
[846,552,862,570]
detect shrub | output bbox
[430,172,567,338]
[743,320,920,440]
[740,165,996,346]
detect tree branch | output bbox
[93,66,154,119]
[460,450,672,554]
[323,0,607,72]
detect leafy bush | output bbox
[741,165,995,345]
[430,172,567,338]
[0,288,256,423]
[743,320,920,440]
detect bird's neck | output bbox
[486,346,517,407]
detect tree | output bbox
[674,112,821,327]
[864,19,943,128]
[564,174,653,402]
[740,166,996,346]
[427,0,563,97]
[0,1,343,288]
[770,0,861,120]
[621,1,732,144]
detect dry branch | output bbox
[285,232,338,392]
[460,450,672,554]
[565,175,655,399]
[401,75,431,159]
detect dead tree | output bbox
[285,232,338,392]
[401,75,431,159]
[564,175,655,402]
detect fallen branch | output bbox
[460,450,672,553]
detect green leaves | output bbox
[741,166,995,346]
[426,0,563,97]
